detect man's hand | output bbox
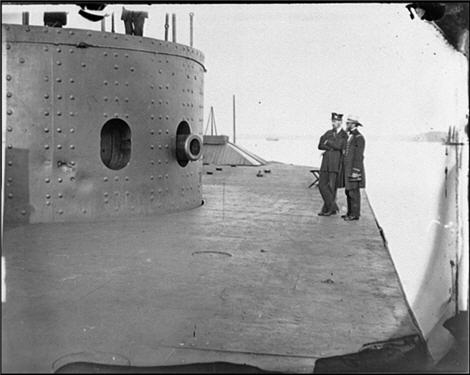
[349,169,361,181]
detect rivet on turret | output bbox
[69,31,74,35]
[58,210,64,215]
[158,115,162,120]
[114,176,119,181]
[57,94,62,100]
[56,61,62,66]
[8,193,13,199]
[104,113,108,117]
[130,67,135,72]
[114,81,119,86]
[70,95,75,100]
[7,144,12,149]
[124,98,129,102]
[104,199,109,204]
[151,115,154,119]
[19,57,25,64]
[150,176,154,180]
[58,178,63,183]
[7,161,12,166]
[150,160,155,165]
[57,128,62,133]
[104,52,108,56]
[6,75,12,81]
[44,46,49,51]
[56,78,62,83]
[82,209,87,214]
[44,111,50,116]
[70,78,75,83]
[57,111,62,116]
[87,32,92,36]
[70,145,75,150]
[6,92,12,98]
[150,130,154,135]
[45,178,50,183]
[7,109,13,115]
[70,128,75,133]
[114,97,119,102]
[57,144,62,149]
[150,145,154,149]
[69,112,75,117]
[44,144,50,150]
[104,192,109,197]
[70,161,76,166]
[46,194,51,199]
[81,63,86,67]
[114,65,119,70]
[114,113,119,117]
[58,193,63,198]
[44,127,49,132]
[125,176,129,181]
[104,96,108,102]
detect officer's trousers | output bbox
[345,188,361,217]
[122,10,147,36]
[318,171,339,213]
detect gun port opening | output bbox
[100,119,131,170]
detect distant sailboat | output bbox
[266,136,279,141]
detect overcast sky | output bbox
[3,3,468,138]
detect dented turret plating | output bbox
[3,24,205,223]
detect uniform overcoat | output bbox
[342,129,366,190]
[318,129,348,172]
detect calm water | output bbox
[237,134,468,342]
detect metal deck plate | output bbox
[2,163,420,373]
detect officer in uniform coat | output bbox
[342,115,366,221]
[317,112,348,216]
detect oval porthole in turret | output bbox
[100,119,131,170]
[176,121,202,167]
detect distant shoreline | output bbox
[236,131,450,143]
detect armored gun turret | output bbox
[4,23,204,224]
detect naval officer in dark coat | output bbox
[342,115,366,221]
[317,112,348,216]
